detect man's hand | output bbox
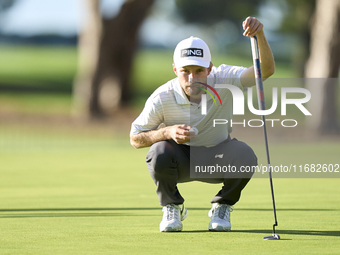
[240,16,275,87]
[242,16,264,37]
[130,124,197,149]
[167,124,197,144]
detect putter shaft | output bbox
[250,36,278,234]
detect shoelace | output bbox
[165,205,180,221]
[214,204,233,220]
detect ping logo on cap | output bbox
[181,48,204,58]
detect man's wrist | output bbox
[162,126,171,141]
[256,29,265,38]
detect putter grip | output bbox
[250,36,265,111]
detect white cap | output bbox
[173,36,211,68]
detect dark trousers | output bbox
[146,138,257,206]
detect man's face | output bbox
[173,64,212,102]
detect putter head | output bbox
[263,233,280,240]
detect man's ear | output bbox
[207,62,213,75]
[172,63,178,76]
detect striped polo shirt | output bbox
[130,64,247,147]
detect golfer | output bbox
[130,17,275,232]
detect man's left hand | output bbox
[242,16,263,37]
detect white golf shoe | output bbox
[208,203,233,231]
[160,204,188,232]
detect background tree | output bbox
[0,0,14,10]
[305,0,340,134]
[175,0,317,76]
[279,0,316,76]
[73,0,154,119]
[0,0,16,29]
[73,0,339,134]
[175,0,262,28]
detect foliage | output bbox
[0,0,15,11]
[266,0,317,76]
[175,0,316,34]
[175,0,263,26]
[279,0,316,34]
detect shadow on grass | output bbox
[154,229,339,238]
[232,229,340,238]
[0,213,137,218]
[0,207,162,212]
[1,207,337,212]
[0,207,161,219]
[0,207,338,220]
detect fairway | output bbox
[1,129,339,255]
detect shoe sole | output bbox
[209,228,231,232]
[160,227,183,232]
[208,225,231,232]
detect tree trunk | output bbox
[73,0,154,119]
[305,0,340,134]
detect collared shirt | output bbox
[130,64,247,147]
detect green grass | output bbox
[0,45,339,253]
[0,45,77,115]
[0,128,339,254]
[0,45,77,90]
[0,46,297,114]
[0,92,72,114]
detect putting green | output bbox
[0,134,339,254]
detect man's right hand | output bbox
[167,124,197,144]
[130,124,197,149]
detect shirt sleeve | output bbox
[130,94,164,135]
[212,64,247,89]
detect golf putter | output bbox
[250,36,280,240]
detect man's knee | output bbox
[242,143,258,166]
[231,141,258,167]
[146,140,177,173]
